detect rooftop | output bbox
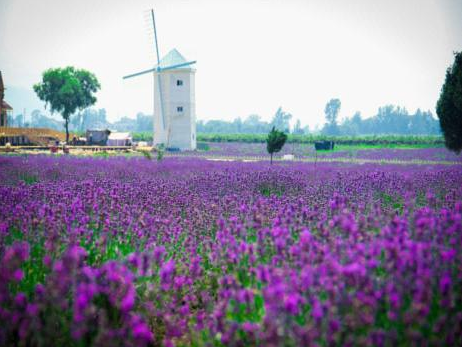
[108,132,132,140]
[154,49,194,70]
[1,100,12,110]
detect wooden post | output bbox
[314,149,318,179]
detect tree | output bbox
[436,51,462,153]
[292,119,304,135]
[375,105,410,134]
[71,112,83,132]
[29,109,63,131]
[113,116,137,132]
[136,112,153,132]
[323,98,341,135]
[243,114,271,133]
[33,67,100,143]
[271,107,292,133]
[266,126,287,164]
[232,117,243,133]
[409,109,440,135]
[339,111,362,136]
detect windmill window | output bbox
[176,80,183,86]
[177,106,183,113]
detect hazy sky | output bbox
[1,0,461,127]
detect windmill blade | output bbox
[151,9,161,66]
[123,67,157,79]
[151,9,166,130]
[159,61,197,72]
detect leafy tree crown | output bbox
[33,67,100,119]
[266,126,288,154]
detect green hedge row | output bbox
[130,132,444,145]
[195,133,445,145]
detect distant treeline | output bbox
[198,104,441,136]
[8,109,154,133]
[195,134,444,145]
[9,102,441,138]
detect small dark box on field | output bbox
[314,141,335,151]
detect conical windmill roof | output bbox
[154,48,194,70]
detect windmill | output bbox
[123,10,197,150]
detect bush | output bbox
[132,132,153,142]
[132,132,444,146]
[139,150,152,160]
[197,133,444,146]
[196,142,210,151]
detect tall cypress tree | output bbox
[266,126,287,164]
[436,52,462,153]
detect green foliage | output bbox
[227,294,265,324]
[266,126,288,164]
[132,132,153,142]
[93,151,109,158]
[132,130,443,146]
[157,149,164,161]
[197,133,444,146]
[258,183,285,197]
[33,66,100,143]
[139,150,152,160]
[196,142,210,151]
[19,173,39,185]
[436,51,462,153]
[376,192,404,213]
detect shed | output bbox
[107,132,132,146]
[314,141,335,151]
[86,129,110,146]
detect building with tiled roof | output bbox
[0,71,13,127]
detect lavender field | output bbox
[182,142,462,164]
[1,154,462,346]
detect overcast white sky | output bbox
[1,0,461,128]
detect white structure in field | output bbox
[107,132,132,146]
[123,10,197,151]
[153,49,196,150]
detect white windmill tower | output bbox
[123,10,197,150]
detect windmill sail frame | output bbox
[122,9,196,148]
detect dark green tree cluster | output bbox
[266,126,287,164]
[436,51,462,153]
